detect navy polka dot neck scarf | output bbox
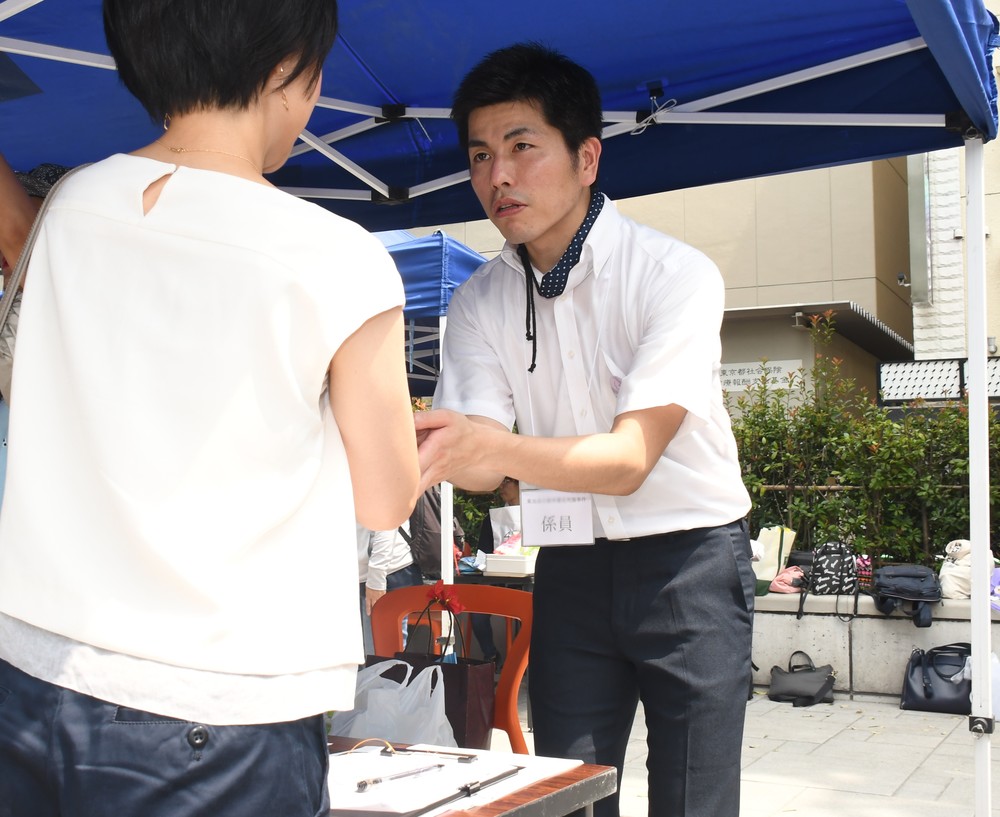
[518,191,604,372]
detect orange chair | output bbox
[370,584,533,754]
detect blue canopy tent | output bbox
[0,1,995,229]
[376,230,484,396]
[0,1,998,810]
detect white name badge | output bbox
[520,489,595,547]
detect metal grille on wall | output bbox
[878,358,1000,403]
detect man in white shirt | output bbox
[415,43,754,817]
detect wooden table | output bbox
[327,737,616,817]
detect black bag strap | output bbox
[792,671,836,708]
[919,650,936,697]
[405,598,471,660]
[927,641,972,654]
[796,586,808,619]
[788,650,816,672]
[925,642,972,678]
[874,593,900,617]
[834,584,860,622]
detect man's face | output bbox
[466,100,600,271]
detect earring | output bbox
[277,65,288,110]
[162,113,171,131]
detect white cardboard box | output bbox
[483,553,536,576]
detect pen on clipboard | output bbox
[458,765,522,795]
[382,746,478,763]
[356,763,445,792]
[411,765,526,816]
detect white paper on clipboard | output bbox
[327,744,582,816]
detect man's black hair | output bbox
[103,0,338,122]
[451,42,603,155]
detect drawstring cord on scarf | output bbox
[518,243,539,374]
[515,191,605,374]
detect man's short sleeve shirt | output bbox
[435,197,750,538]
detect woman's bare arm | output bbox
[329,306,420,530]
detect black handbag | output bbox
[899,642,971,715]
[768,651,835,706]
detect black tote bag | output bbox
[899,643,971,715]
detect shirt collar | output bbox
[500,193,618,284]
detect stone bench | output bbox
[752,592,1000,696]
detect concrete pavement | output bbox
[625,693,999,817]
[499,689,1000,816]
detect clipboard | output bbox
[327,746,523,816]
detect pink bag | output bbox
[769,565,806,593]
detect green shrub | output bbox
[726,311,998,565]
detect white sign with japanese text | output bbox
[520,489,595,547]
[721,359,802,392]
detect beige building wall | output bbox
[613,161,911,347]
[986,132,1000,342]
[417,157,913,388]
[422,160,912,316]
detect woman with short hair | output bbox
[0,2,420,814]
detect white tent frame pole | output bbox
[296,129,391,197]
[964,135,993,817]
[676,37,927,113]
[437,315,456,585]
[0,36,115,69]
[601,111,944,139]
[440,481,455,585]
[0,0,42,23]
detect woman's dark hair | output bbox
[103,0,338,121]
[451,42,603,154]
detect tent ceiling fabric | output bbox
[0,0,996,232]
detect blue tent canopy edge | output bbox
[0,0,995,232]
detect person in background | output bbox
[357,523,424,655]
[0,154,45,281]
[416,43,754,817]
[0,160,75,511]
[400,483,466,580]
[471,476,521,664]
[0,156,62,508]
[0,2,420,815]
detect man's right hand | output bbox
[413,409,506,493]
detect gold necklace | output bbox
[156,139,262,174]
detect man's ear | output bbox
[577,136,602,187]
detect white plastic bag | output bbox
[939,539,973,599]
[329,659,457,747]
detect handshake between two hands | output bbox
[412,409,500,494]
